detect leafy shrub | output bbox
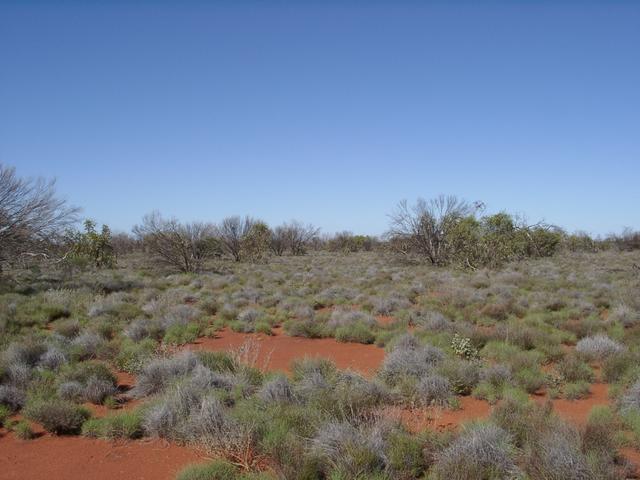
[24,399,90,434]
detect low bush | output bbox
[82,410,144,439]
[431,423,521,479]
[437,359,480,396]
[564,381,591,400]
[13,419,36,440]
[163,323,200,345]
[258,376,296,404]
[415,374,452,407]
[131,352,199,397]
[557,355,594,383]
[24,399,90,434]
[378,335,444,385]
[0,385,26,411]
[575,334,625,361]
[335,323,375,344]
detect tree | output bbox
[68,219,116,268]
[282,220,320,255]
[269,225,288,256]
[387,195,475,265]
[0,164,79,272]
[133,212,219,272]
[242,221,271,262]
[218,216,256,262]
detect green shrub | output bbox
[176,460,238,480]
[564,381,591,400]
[255,322,273,335]
[25,399,90,434]
[557,355,594,383]
[198,351,238,373]
[386,432,425,478]
[115,338,156,373]
[335,323,375,344]
[515,367,544,394]
[284,318,325,338]
[13,419,36,440]
[583,406,619,457]
[0,404,10,426]
[163,323,200,345]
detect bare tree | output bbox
[218,216,255,262]
[387,195,474,265]
[0,164,79,272]
[269,225,287,256]
[282,220,320,255]
[133,211,219,272]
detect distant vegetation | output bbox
[1,163,637,278]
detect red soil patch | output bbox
[188,327,385,376]
[621,447,640,477]
[115,370,136,390]
[0,431,204,480]
[376,315,396,326]
[384,396,492,433]
[534,383,610,425]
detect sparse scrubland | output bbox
[2,163,640,479]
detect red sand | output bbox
[534,383,610,425]
[0,430,205,480]
[385,396,493,433]
[188,327,385,376]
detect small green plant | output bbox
[13,420,36,440]
[82,410,143,439]
[176,460,238,480]
[163,323,200,345]
[563,381,591,400]
[255,321,273,335]
[0,404,10,427]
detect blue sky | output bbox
[1,1,638,236]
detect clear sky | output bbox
[1,1,638,236]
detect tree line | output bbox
[1,163,637,275]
